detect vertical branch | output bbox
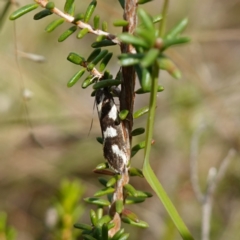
[120,0,138,135]
[109,0,138,237]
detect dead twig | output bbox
[190,124,236,240]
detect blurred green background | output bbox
[0,0,240,239]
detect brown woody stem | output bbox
[109,0,137,237]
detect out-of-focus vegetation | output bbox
[45,179,85,240]
[0,211,16,240]
[0,0,240,239]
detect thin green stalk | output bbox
[143,63,159,167]
[158,0,169,37]
[142,0,195,239]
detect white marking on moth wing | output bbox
[108,104,118,120]
[103,127,117,138]
[96,94,104,117]
[111,144,128,165]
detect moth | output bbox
[95,87,128,174]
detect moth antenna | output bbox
[13,21,42,148]
[88,100,96,136]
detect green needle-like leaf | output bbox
[152,14,163,24]
[91,50,109,65]
[131,128,145,136]
[119,58,140,66]
[95,162,108,170]
[82,75,96,89]
[99,52,113,71]
[118,0,125,9]
[157,56,181,79]
[138,8,155,41]
[106,176,117,187]
[133,106,149,119]
[118,33,149,48]
[84,0,97,23]
[125,197,145,204]
[67,52,85,65]
[74,223,92,231]
[9,3,39,20]
[96,137,103,144]
[87,48,102,62]
[135,67,152,92]
[94,15,100,29]
[58,26,77,42]
[121,217,149,228]
[94,187,115,197]
[138,0,153,4]
[123,184,138,197]
[46,2,55,10]
[77,28,89,39]
[135,190,153,198]
[117,233,130,240]
[102,223,108,240]
[162,37,190,50]
[84,197,110,206]
[119,110,129,120]
[116,200,124,214]
[131,141,146,157]
[165,18,189,39]
[33,9,52,20]
[140,48,159,68]
[96,207,103,220]
[82,235,97,240]
[122,209,139,223]
[74,13,85,22]
[107,222,115,230]
[102,21,108,31]
[67,69,85,87]
[90,209,97,226]
[45,18,65,33]
[64,0,75,14]
[98,177,108,187]
[112,229,125,240]
[128,167,144,177]
[96,215,111,226]
[135,27,155,46]
[113,19,129,27]
[135,85,164,94]
[93,79,121,90]
[92,40,116,48]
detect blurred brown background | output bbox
[0,0,240,239]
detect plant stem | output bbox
[142,1,195,239]
[143,62,159,168]
[158,0,169,37]
[143,0,168,170]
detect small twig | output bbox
[206,149,236,197]
[201,149,236,240]
[190,125,236,240]
[201,167,216,240]
[35,0,120,44]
